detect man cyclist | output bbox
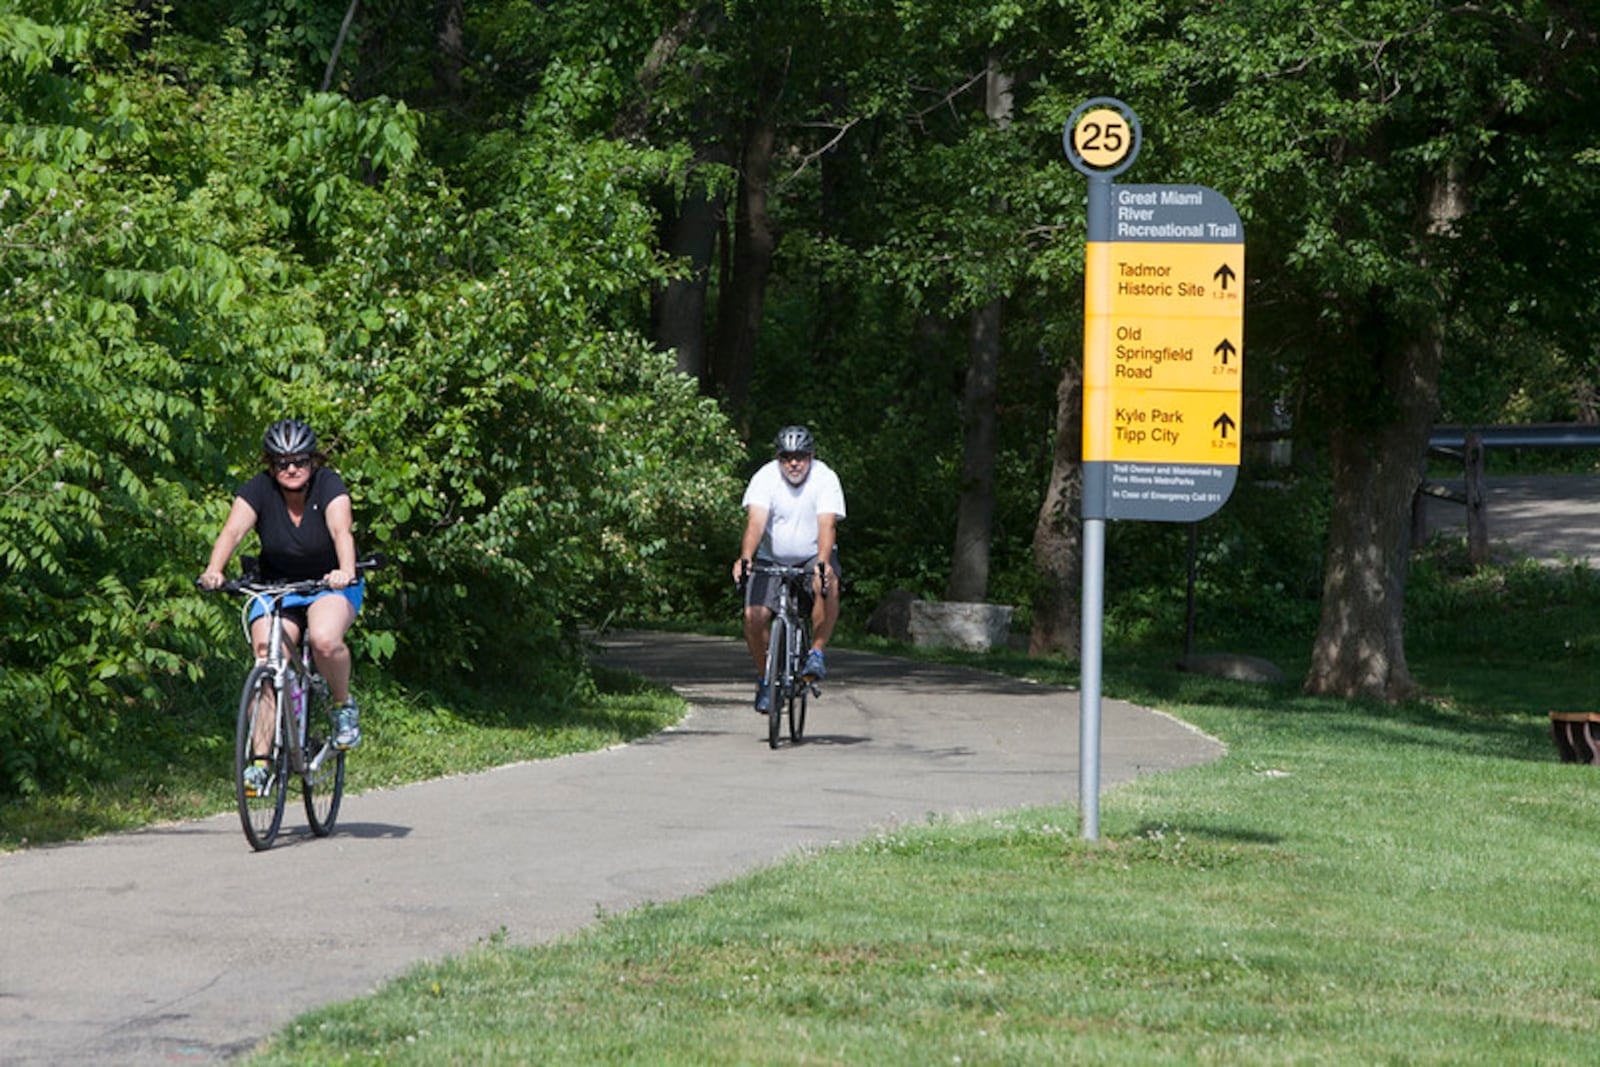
[732,425,846,714]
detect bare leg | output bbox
[743,604,773,676]
[810,573,840,652]
[247,615,297,757]
[306,595,357,703]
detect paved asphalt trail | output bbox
[1423,473,1600,564]
[1,631,1223,1065]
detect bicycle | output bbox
[742,561,826,749]
[203,555,383,850]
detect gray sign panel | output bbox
[1084,460,1237,522]
[1088,184,1243,245]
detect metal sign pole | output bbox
[1078,170,1114,840]
[1079,515,1105,840]
[1067,113,1129,843]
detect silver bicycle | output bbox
[207,556,381,850]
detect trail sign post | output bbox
[1065,99,1245,838]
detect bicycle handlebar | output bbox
[739,559,828,598]
[197,553,387,597]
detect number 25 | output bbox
[1081,121,1125,153]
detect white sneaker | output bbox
[243,760,272,796]
[333,700,361,751]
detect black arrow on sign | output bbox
[1213,262,1237,290]
[1213,412,1236,439]
[1214,338,1237,365]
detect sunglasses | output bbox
[271,455,312,472]
[778,452,811,463]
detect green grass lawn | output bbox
[244,677,1600,1064]
[239,559,1600,1064]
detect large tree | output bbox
[1159,0,1600,699]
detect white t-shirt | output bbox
[741,458,846,564]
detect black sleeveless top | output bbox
[236,468,350,580]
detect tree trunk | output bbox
[945,57,1013,604]
[651,172,723,383]
[1304,163,1467,700]
[708,107,778,412]
[432,0,465,101]
[947,298,1001,601]
[612,5,712,142]
[1029,361,1084,655]
[618,7,728,385]
[1304,400,1432,700]
[321,0,361,93]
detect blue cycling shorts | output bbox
[246,579,364,625]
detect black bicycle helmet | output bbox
[774,425,815,455]
[263,418,317,457]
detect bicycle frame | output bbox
[237,587,331,777]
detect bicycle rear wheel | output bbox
[235,664,287,851]
[301,675,345,836]
[766,615,787,749]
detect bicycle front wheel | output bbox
[301,675,345,837]
[235,664,287,851]
[788,687,807,743]
[766,615,787,749]
[789,620,810,743]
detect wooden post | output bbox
[1465,431,1487,566]
[1410,468,1429,549]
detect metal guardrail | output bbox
[1428,423,1600,452]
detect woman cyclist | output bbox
[199,419,365,790]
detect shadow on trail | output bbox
[596,629,1060,700]
[783,734,871,748]
[336,821,414,840]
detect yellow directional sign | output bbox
[1080,182,1244,521]
[1083,317,1242,393]
[1089,243,1243,318]
[1084,388,1241,465]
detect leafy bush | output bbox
[0,10,738,797]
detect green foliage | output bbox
[2,11,273,794]
[7,0,1599,790]
[0,4,739,799]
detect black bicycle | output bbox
[743,562,825,749]
[204,555,382,850]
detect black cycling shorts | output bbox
[744,549,841,614]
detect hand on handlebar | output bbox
[733,558,751,588]
[197,570,226,591]
[325,568,355,591]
